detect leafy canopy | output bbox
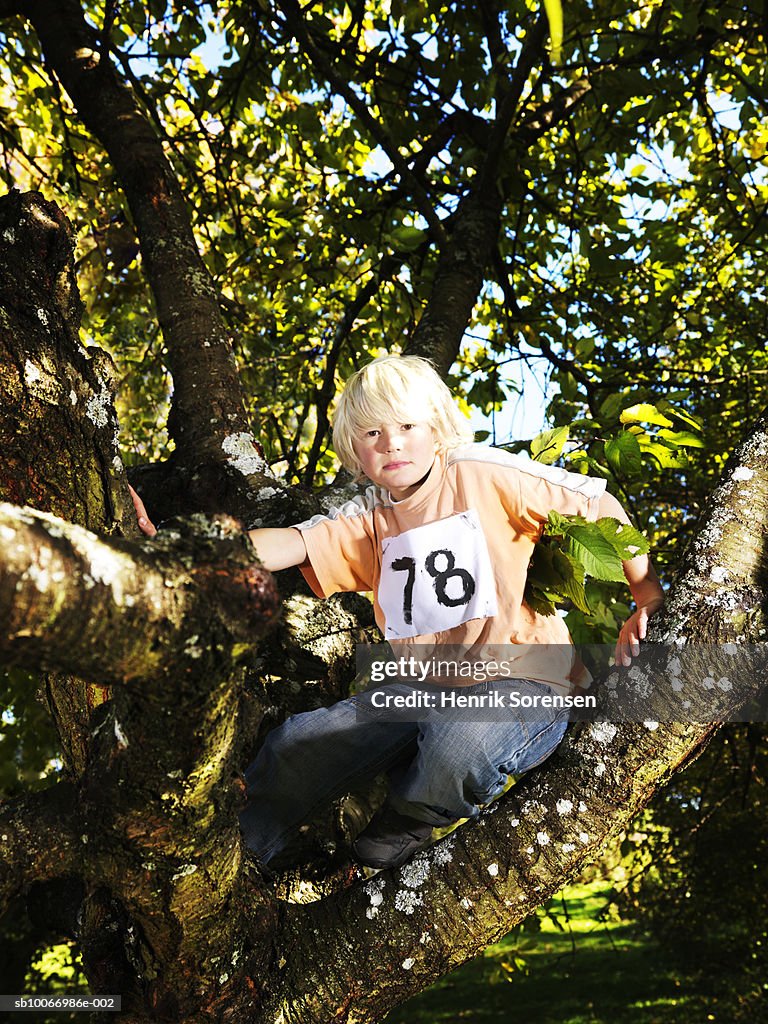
[0,0,765,631]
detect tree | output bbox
[0,1,766,1020]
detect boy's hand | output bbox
[614,600,662,667]
[129,484,157,538]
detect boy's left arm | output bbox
[597,491,665,667]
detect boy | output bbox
[134,355,663,870]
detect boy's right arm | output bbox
[246,527,307,571]
[129,484,307,572]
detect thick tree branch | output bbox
[272,720,715,1023]
[0,493,283,1014]
[19,0,260,466]
[407,36,590,378]
[0,784,80,916]
[266,412,768,1022]
[406,70,592,378]
[0,502,280,685]
[406,189,504,376]
[0,187,141,773]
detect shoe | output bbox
[352,804,434,869]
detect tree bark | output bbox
[0,501,279,683]
[0,189,126,532]
[0,190,284,1018]
[0,784,80,915]
[407,189,505,376]
[0,187,136,774]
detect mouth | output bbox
[383,461,409,470]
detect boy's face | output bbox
[353,421,438,500]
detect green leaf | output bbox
[599,390,654,424]
[530,426,569,464]
[558,372,579,401]
[564,525,627,583]
[669,406,705,430]
[524,540,590,615]
[553,549,591,613]
[595,517,650,561]
[604,430,644,476]
[524,589,558,616]
[657,402,704,431]
[543,509,585,537]
[583,457,612,478]
[390,225,427,250]
[527,541,561,586]
[598,393,628,423]
[619,403,674,428]
[523,544,561,616]
[637,437,690,469]
[657,429,705,448]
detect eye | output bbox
[365,428,380,437]
[402,423,415,430]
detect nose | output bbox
[378,429,400,452]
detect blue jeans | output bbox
[239,678,568,864]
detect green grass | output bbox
[382,880,730,1024]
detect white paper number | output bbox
[378,509,498,639]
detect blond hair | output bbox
[332,354,474,478]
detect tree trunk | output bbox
[0,189,281,1018]
[18,0,249,463]
[2,189,767,1022]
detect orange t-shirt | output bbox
[294,445,606,694]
